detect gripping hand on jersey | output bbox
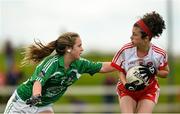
[125,83,146,91]
[26,95,42,107]
[139,65,157,78]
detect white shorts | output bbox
[4,90,53,114]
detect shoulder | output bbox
[75,57,91,64]
[37,55,59,68]
[75,57,102,66]
[151,44,167,57]
[119,42,134,52]
[114,42,134,56]
[121,42,134,50]
[73,57,102,73]
[44,55,59,64]
[112,42,134,63]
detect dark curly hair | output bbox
[134,11,166,39]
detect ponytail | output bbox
[21,40,56,65]
[21,32,79,66]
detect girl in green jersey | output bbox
[4,32,115,114]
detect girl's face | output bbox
[130,26,148,47]
[70,37,84,59]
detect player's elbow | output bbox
[157,70,169,78]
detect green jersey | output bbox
[17,55,102,106]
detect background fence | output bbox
[0,85,180,113]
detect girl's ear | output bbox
[67,49,71,53]
[144,36,151,41]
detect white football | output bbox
[126,65,149,86]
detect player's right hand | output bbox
[125,83,136,91]
[125,83,146,91]
[26,95,42,107]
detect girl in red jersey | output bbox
[111,11,170,113]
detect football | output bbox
[126,65,149,86]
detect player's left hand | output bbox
[26,95,42,107]
[139,65,157,78]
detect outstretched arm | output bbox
[99,62,116,73]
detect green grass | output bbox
[1,49,179,85]
[0,49,180,104]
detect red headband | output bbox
[136,19,153,38]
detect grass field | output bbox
[0,48,180,110]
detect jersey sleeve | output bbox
[78,58,102,76]
[158,52,168,70]
[30,56,58,86]
[111,48,126,74]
